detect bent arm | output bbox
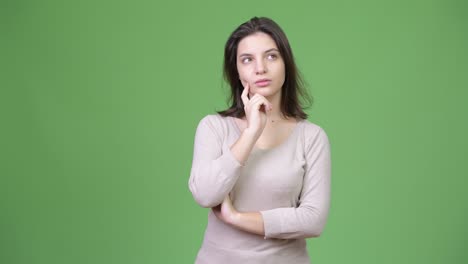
[222,128,331,239]
[189,116,258,208]
[261,128,331,239]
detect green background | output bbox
[1,0,467,263]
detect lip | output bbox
[255,79,271,87]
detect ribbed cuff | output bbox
[259,210,280,239]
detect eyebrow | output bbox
[238,48,280,57]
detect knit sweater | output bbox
[189,114,331,264]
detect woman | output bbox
[189,17,331,263]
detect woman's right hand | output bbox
[241,84,273,138]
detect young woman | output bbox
[189,17,331,263]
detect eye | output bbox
[241,57,252,64]
[267,53,278,60]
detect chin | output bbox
[252,87,278,98]
[251,88,269,96]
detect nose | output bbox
[255,59,267,75]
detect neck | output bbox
[265,93,285,121]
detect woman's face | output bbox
[236,32,285,100]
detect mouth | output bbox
[254,79,271,87]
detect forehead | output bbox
[237,32,278,55]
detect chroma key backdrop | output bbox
[1,0,467,263]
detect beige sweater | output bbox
[189,114,331,264]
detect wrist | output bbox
[243,127,261,141]
[227,210,242,226]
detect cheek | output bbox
[237,66,249,82]
[276,64,286,81]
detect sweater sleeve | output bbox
[188,115,243,208]
[260,127,331,239]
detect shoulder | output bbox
[195,114,230,136]
[300,119,326,138]
[197,114,229,128]
[299,119,331,149]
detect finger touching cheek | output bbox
[240,79,248,88]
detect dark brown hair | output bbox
[218,17,312,119]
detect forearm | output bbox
[230,128,259,165]
[260,206,328,239]
[222,205,326,239]
[228,211,265,236]
[227,207,325,239]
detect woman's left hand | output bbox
[212,195,238,225]
[212,195,265,236]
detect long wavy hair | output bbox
[218,17,312,119]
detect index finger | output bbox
[241,83,250,106]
